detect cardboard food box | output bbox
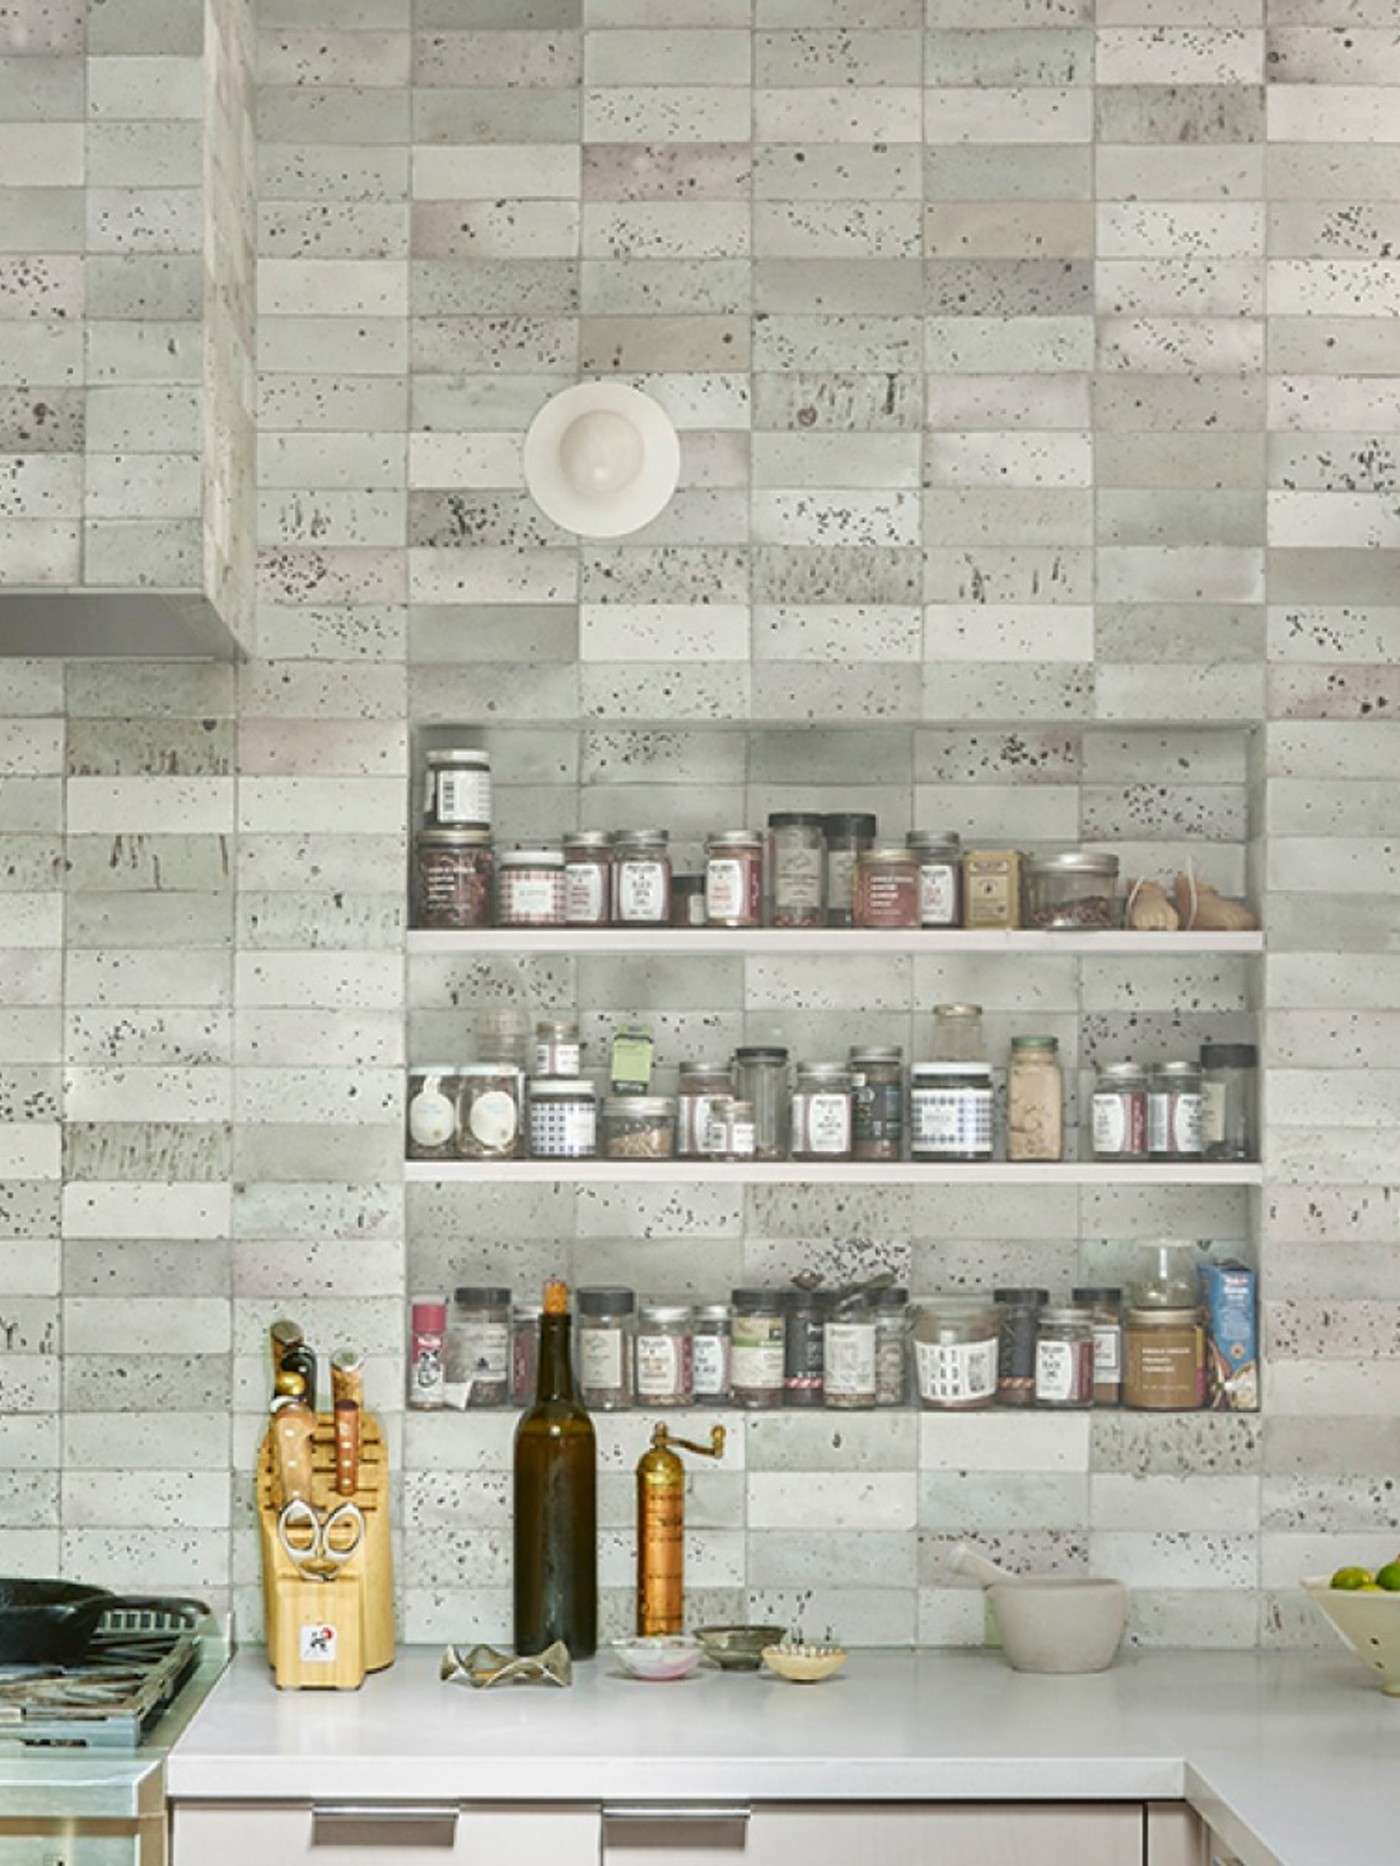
[1200,1260,1258,1413]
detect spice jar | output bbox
[406,1065,461,1160]
[730,1288,786,1409]
[457,1061,524,1159]
[704,830,764,928]
[873,1285,909,1406]
[767,811,824,928]
[408,1297,447,1410]
[1200,1042,1258,1161]
[734,1045,790,1161]
[511,1301,541,1405]
[676,1060,733,1157]
[783,1288,831,1408]
[854,845,920,930]
[414,828,494,929]
[906,830,962,928]
[913,1296,1000,1410]
[1025,851,1120,930]
[691,1303,731,1403]
[670,875,706,926]
[1073,1286,1123,1407]
[994,1286,1048,1408]
[576,1285,636,1411]
[962,848,1022,929]
[496,847,566,928]
[821,812,877,927]
[1007,1035,1063,1162]
[423,747,491,827]
[446,1285,511,1408]
[528,1077,597,1159]
[634,1302,694,1408]
[930,1002,985,1063]
[1148,1060,1203,1161]
[850,1046,903,1163]
[612,829,671,924]
[909,1062,993,1162]
[563,830,613,927]
[534,1017,581,1078]
[790,1062,853,1160]
[601,1094,676,1160]
[1091,1062,1148,1161]
[705,1095,756,1160]
[825,1291,877,1410]
[1123,1306,1205,1410]
[1034,1305,1095,1409]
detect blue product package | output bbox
[1200,1260,1258,1413]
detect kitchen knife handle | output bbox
[334,1397,360,1496]
[270,1396,316,1507]
[331,1348,364,1410]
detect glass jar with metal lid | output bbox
[993,1286,1048,1408]
[1122,1305,1205,1410]
[456,1061,523,1159]
[704,1095,757,1160]
[734,1045,790,1160]
[1072,1285,1123,1407]
[730,1288,786,1409]
[913,1296,1000,1410]
[691,1303,731,1402]
[821,812,877,927]
[446,1285,511,1408]
[563,830,613,927]
[676,1060,733,1157]
[873,1285,910,1406]
[791,1062,853,1160]
[496,847,566,927]
[576,1285,636,1410]
[1034,1305,1095,1409]
[612,829,671,925]
[1025,850,1120,930]
[1092,1062,1148,1160]
[906,829,962,928]
[414,828,494,929]
[850,1046,903,1163]
[783,1288,831,1408]
[423,747,491,828]
[406,1065,461,1161]
[1007,1035,1063,1162]
[600,1094,676,1160]
[930,1002,985,1063]
[854,844,920,929]
[534,1017,580,1077]
[1200,1041,1258,1161]
[705,830,764,928]
[528,1077,597,1159]
[909,1061,993,1162]
[634,1301,694,1407]
[1148,1060,1203,1161]
[767,811,825,928]
[824,1290,878,1410]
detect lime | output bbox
[1374,1561,1400,1591]
[1331,1565,1373,1590]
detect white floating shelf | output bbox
[404,1160,1264,1187]
[408,929,1263,958]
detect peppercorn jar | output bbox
[821,812,877,927]
[906,830,962,928]
[676,1060,733,1158]
[850,1046,903,1163]
[1025,851,1120,930]
[734,1045,790,1160]
[1007,1035,1064,1163]
[634,1301,694,1408]
[576,1285,636,1411]
[446,1285,511,1408]
[767,811,825,928]
[1148,1060,1203,1161]
[873,1285,910,1406]
[824,1291,878,1410]
[1034,1305,1095,1409]
[854,845,921,930]
[612,828,671,925]
[704,830,765,928]
[790,1062,853,1161]
[993,1286,1048,1408]
[691,1303,732,1403]
[730,1288,786,1409]
[414,828,495,930]
[496,847,566,928]
[563,829,613,927]
[783,1288,831,1408]
[909,1062,993,1162]
[1072,1285,1123,1407]
[1091,1062,1148,1161]
[913,1296,1000,1410]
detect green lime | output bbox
[1331,1565,1373,1590]
[1374,1561,1400,1591]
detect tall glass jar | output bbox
[783,1288,830,1408]
[850,1046,903,1163]
[821,812,877,927]
[705,830,764,928]
[575,1285,635,1412]
[730,1288,786,1409]
[994,1286,1048,1408]
[676,1060,733,1158]
[1006,1035,1063,1162]
[1200,1042,1258,1161]
[767,811,825,928]
[824,1292,877,1410]
[691,1303,732,1403]
[790,1062,853,1160]
[612,829,671,925]
[734,1045,790,1160]
[1034,1305,1095,1409]
[1148,1060,1203,1161]
[873,1285,909,1406]
[1072,1285,1123,1407]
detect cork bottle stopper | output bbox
[544,1279,569,1315]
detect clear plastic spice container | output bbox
[909,1062,993,1162]
[612,829,671,925]
[414,828,494,930]
[767,811,825,928]
[821,812,877,928]
[1148,1060,1203,1161]
[528,1077,597,1159]
[423,747,491,828]
[691,1303,731,1402]
[913,1297,1000,1410]
[1072,1285,1123,1407]
[906,830,962,928]
[676,1060,733,1158]
[1025,851,1120,930]
[446,1285,511,1408]
[576,1285,636,1411]
[705,830,764,928]
[704,1095,756,1160]
[791,1062,853,1160]
[930,1002,985,1063]
[825,1291,877,1410]
[1091,1062,1148,1160]
[994,1286,1048,1408]
[456,1061,523,1160]
[496,847,566,928]
[1200,1042,1258,1161]
[850,1046,903,1163]
[730,1288,786,1409]
[534,1017,581,1078]
[783,1289,830,1408]
[734,1046,790,1160]
[634,1301,694,1408]
[1007,1035,1063,1163]
[1034,1305,1095,1409]
[873,1285,909,1406]
[854,845,920,930]
[563,830,613,927]
[601,1094,676,1160]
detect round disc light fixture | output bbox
[522,381,681,538]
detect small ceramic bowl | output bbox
[761,1643,847,1684]
[612,1635,703,1682]
[694,1625,788,1672]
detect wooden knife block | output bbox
[256,1411,395,1689]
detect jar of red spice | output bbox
[853,845,920,929]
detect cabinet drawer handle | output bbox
[604,1804,751,1824]
[312,1803,459,1845]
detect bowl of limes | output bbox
[1303,1563,1400,1695]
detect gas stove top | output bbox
[0,1604,208,1750]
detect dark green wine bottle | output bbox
[513,1279,597,1658]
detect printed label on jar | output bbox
[501,874,563,922]
[852,1080,902,1147]
[408,1077,457,1152]
[679,1093,725,1156]
[826,850,856,919]
[636,1333,691,1400]
[1093,1089,1146,1157]
[433,768,491,826]
[529,1100,595,1158]
[579,1329,625,1393]
[730,1319,784,1392]
[1035,1338,1091,1406]
[616,860,667,922]
[1149,1090,1202,1156]
[915,1335,997,1406]
[462,1084,519,1155]
[533,1040,580,1077]
[794,1091,851,1156]
[691,1334,729,1398]
[705,857,750,922]
[917,863,958,926]
[910,1086,993,1155]
[1092,1323,1122,1381]
[824,1322,876,1399]
[773,846,822,914]
[451,1320,510,1388]
[564,862,607,925]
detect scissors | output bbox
[277,1497,365,1581]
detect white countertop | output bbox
[168,1646,1399,1866]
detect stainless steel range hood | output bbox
[0,592,245,661]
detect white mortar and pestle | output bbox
[950,1543,1128,1675]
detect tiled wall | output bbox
[1,0,1398,1653]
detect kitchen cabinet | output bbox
[170,1801,598,1863]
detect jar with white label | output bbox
[824,1293,877,1410]
[534,1018,581,1078]
[563,830,613,927]
[691,1303,731,1402]
[704,1096,756,1160]
[576,1285,635,1411]
[791,1062,853,1161]
[913,1297,1000,1410]
[612,829,671,925]
[705,830,764,928]
[1148,1060,1203,1161]
[1092,1062,1148,1160]
[496,848,566,927]
[456,1062,523,1160]
[414,829,495,930]
[767,811,824,928]
[906,830,962,928]
[634,1302,694,1408]
[423,747,491,828]
[405,1066,461,1160]
[909,1062,994,1162]
[528,1077,597,1159]
[446,1285,511,1408]
[1034,1305,1095,1409]
[676,1060,733,1157]
[730,1288,785,1409]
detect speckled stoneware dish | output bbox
[1303,1579,1400,1695]
[761,1643,847,1684]
[694,1625,788,1671]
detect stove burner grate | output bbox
[0,1605,206,1749]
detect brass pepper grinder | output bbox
[636,1422,725,1636]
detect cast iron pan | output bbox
[0,1578,207,1665]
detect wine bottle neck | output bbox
[535,1310,578,1403]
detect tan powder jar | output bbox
[1122,1306,1204,1410]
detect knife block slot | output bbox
[256,1411,394,1689]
